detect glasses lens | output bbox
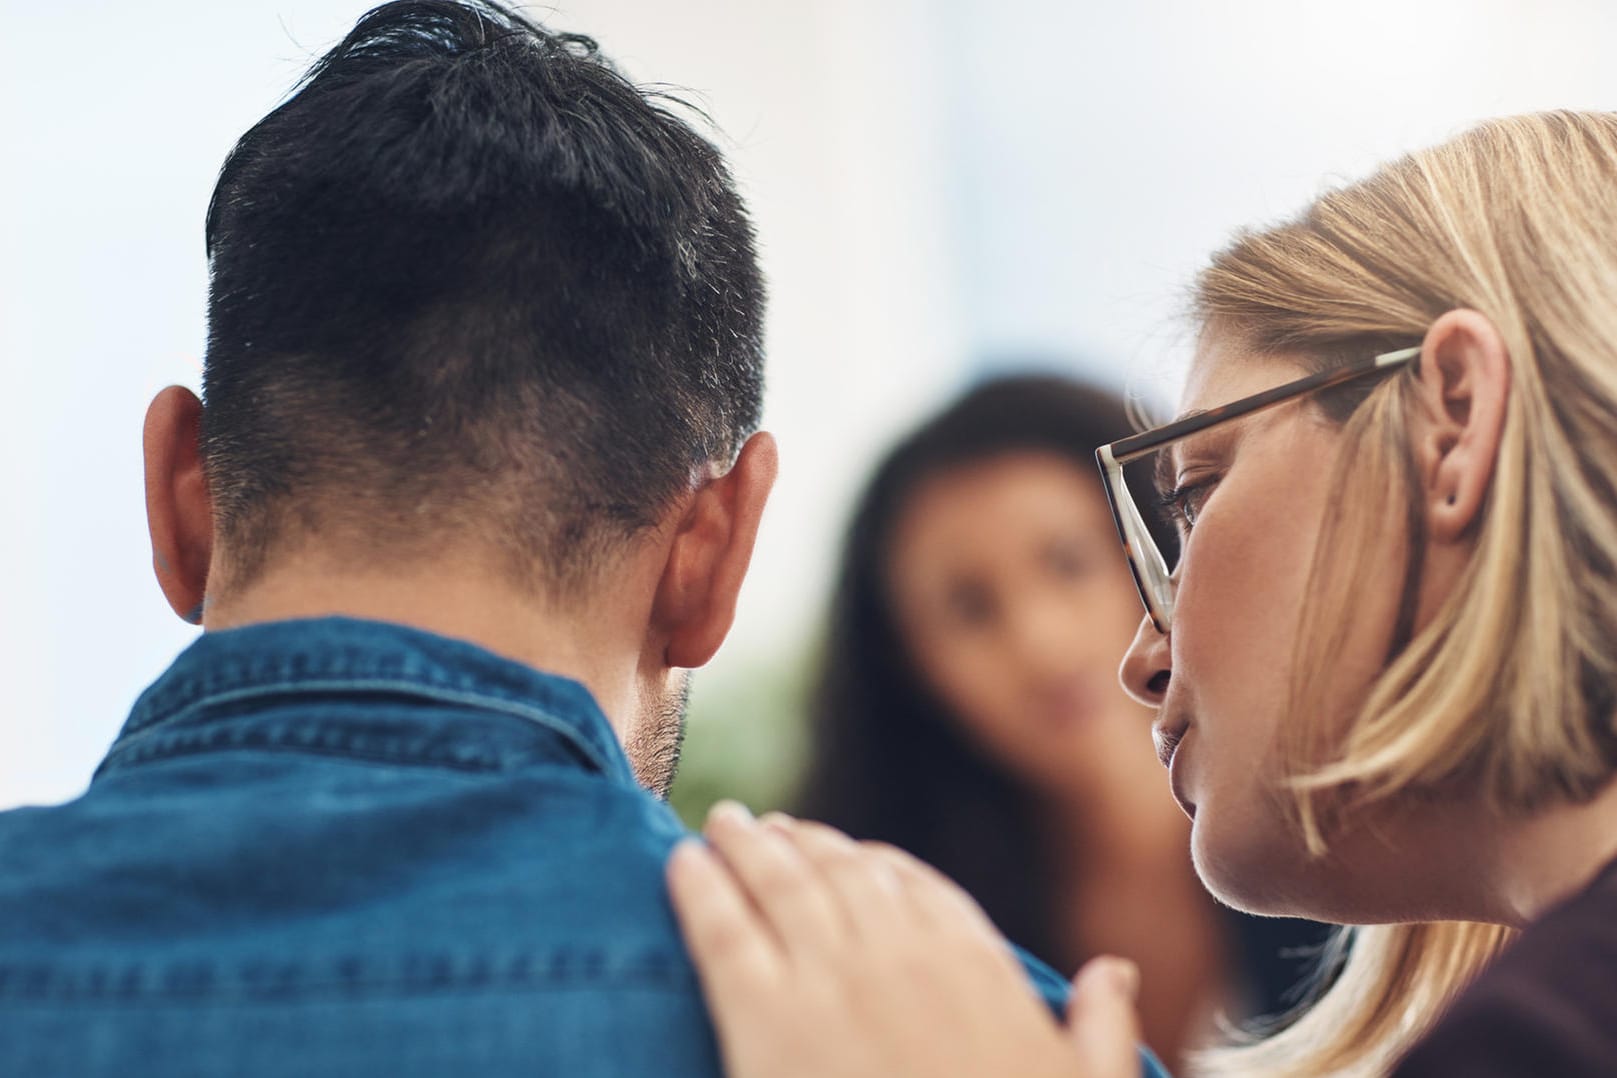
[1112,450,1180,628]
[1132,447,1184,575]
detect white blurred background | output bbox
[3,0,1615,811]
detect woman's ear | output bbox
[1413,310,1512,544]
[143,386,214,624]
[651,432,779,669]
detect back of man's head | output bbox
[200,0,765,597]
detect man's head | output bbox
[142,0,776,796]
[202,0,764,590]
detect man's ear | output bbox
[1413,309,1512,545]
[143,386,214,624]
[653,431,779,668]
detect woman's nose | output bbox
[1119,612,1171,707]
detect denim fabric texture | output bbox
[0,617,1167,1077]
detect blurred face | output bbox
[1119,336,1421,918]
[886,452,1160,801]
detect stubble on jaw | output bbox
[625,671,691,800]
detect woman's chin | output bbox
[1189,810,1317,918]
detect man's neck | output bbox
[201,554,645,739]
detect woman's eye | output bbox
[1044,542,1094,579]
[1158,478,1219,533]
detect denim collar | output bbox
[100,616,635,786]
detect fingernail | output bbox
[708,800,754,826]
[667,840,720,885]
[758,811,794,833]
[873,863,904,896]
[1107,958,1140,1001]
[1078,956,1139,1002]
[669,838,710,866]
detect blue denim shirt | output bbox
[0,617,1167,1078]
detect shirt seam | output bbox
[0,951,695,1003]
[105,678,617,777]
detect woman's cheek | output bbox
[920,634,1009,734]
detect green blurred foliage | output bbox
[669,645,814,829]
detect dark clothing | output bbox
[1396,856,1617,1076]
[0,617,1114,1077]
[1228,911,1335,1021]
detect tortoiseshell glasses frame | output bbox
[1094,345,1421,634]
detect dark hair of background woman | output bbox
[794,373,1174,969]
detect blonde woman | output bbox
[666,109,1617,1077]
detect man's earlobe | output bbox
[143,386,215,624]
[655,432,779,669]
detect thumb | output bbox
[1065,956,1145,1078]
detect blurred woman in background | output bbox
[795,376,1322,1069]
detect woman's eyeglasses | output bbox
[1095,346,1420,634]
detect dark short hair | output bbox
[795,374,1174,968]
[200,0,764,591]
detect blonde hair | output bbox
[1189,111,1617,1077]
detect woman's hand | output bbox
[666,803,1145,1078]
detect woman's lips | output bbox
[1154,720,1197,818]
[1033,680,1098,730]
[1152,720,1186,770]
